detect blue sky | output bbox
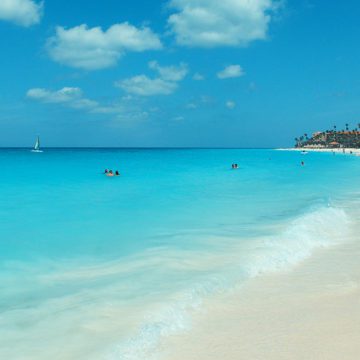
[1,0,360,147]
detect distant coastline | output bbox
[294,125,360,149]
[278,147,360,156]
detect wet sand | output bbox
[158,238,360,360]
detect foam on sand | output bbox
[157,211,360,360]
[0,205,354,360]
[105,205,353,360]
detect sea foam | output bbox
[1,148,359,360]
[105,206,352,360]
[245,206,350,277]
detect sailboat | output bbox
[31,136,43,152]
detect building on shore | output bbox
[295,128,360,148]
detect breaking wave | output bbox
[106,205,352,360]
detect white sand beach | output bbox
[278,148,360,156]
[158,228,360,360]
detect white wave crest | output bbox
[245,206,351,277]
[106,206,351,360]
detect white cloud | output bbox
[167,0,280,47]
[217,64,244,79]
[117,75,178,96]
[193,72,205,80]
[27,87,101,111]
[26,87,87,104]
[27,87,106,112]
[116,61,188,96]
[27,87,149,122]
[0,0,43,27]
[148,61,188,81]
[186,102,197,109]
[71,98,99,110]
[226,100,236,109]
[47,23,163,70]
[185,95,213,110]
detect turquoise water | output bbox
[0,149,359,359]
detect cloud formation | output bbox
[117,76,178,96]
[217,64,244,79]
[226,100,236,109]
[193,72,205,80]
[26,87,149,122]
[116,61,188,96]
[186,102,197,109]
[27,87,98,109]
[0,0,43,27]
[168,0,280,47]
[148,61,188,81]
[47,23,163,70]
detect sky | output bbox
[0,0,360,147]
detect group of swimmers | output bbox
[231,162,304,169]
[104,169,120,177]
[104,161,304,176]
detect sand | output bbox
[278,148,360,156]
[157,238,360,360]
[153,148,360,359]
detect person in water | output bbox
[107,170,114,177]
[232,163,239,169]
[104,169,108,174]
[301,161,305,166]
[115,170,120,176]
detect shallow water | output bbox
[0,148,359,359]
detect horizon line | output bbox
[0,146,280,150]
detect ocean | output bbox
[0,148,359,359]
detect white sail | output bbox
[31,136,42,152]
[34,136,40,150]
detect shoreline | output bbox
[157,225,360,359]
[278,147,360,155]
